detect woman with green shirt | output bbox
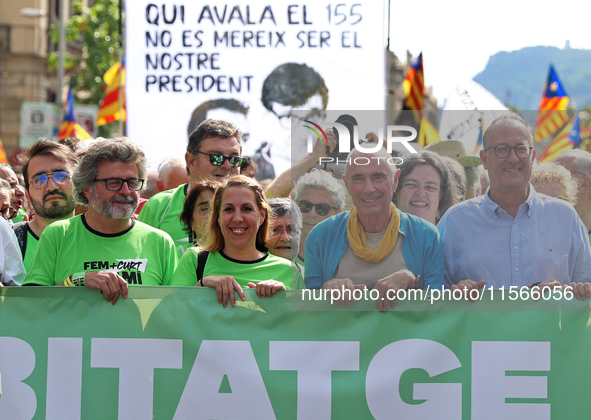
[172,175,292,307]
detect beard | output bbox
[90,187,138,219]
[31,191,76,220]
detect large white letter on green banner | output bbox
[269,341,360,419]
[366,339,462,419]
[0,337,37,419]
[174,340,275,420]
[472,341,550,420]
[91,338,183,420]
[46,337,83,420]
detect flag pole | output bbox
[118,0,124,136]
[118,50,123,137]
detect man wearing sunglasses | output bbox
[24,138,177,305]
[305,148,444,312]
[139,119,243,256]
[13,140,78,270]
[438,114,591,300]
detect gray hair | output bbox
[558,149,591,177]
[531,162,579,204]
[158,158,186,181]
[483,113,533,148]
[73,137,147,205]
[292,168,346,210]
[268,197,303,229]
[344,147,397,183]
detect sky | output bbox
[388,0,591,106]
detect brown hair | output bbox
[187,119,242,156]
[22,139,79,190]
[201,175,271,253]
[179,179,220,236]
[393,150,458,218]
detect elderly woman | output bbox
[393,151,458,225]
[267,197,305,288]
[179,180,219,246]
[172,175,292,307]
[292,169,346,274]
[531,162,578,204]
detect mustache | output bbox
[43,192,67,202]
[112,196,136,204]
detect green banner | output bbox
[1,287,590,419]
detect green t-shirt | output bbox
[138,184,191,257]
[291,263,305,290]
[12,207,27,223]
[172,248,293,289]
[295,254,305,277]
[12,222,39,271]
[24,215,178,286]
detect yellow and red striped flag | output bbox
[539,114,582,162]
[417,117,440,148]
[96,60,126,126]
[403,52,424,123]
[533,65,569,142]
[0,139,9,164]
[58,84,93,140]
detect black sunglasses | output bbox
[197,151,244,168]
[298,200,338,216]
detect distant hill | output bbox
[473,46,591,110]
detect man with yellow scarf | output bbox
[304,148,444,311]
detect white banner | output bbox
[19,102,56,147]
[126,1,385,174]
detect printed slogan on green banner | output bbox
[0,287,590,419]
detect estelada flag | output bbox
[57,84,93,140]
[0,139,9,164]
[538,113,582,162]
[417,117,440,148]
[96,60,126,126]
[533,65,570,142]
[472,118,486,156]
[403,52,424,123]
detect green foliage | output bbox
[48,0,123,137]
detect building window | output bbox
[0,25,10,53]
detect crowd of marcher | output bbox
[1,113,590,308]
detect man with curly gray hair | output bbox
[24,138,178,304]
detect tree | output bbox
[48,0,123,137]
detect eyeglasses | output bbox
[1,206,17,220]
[270,225,302,238]
[298,200,338,216]
[94,178,145,191]
[484,144,533,159]
[30,171,71,189]
[197,151,244,168]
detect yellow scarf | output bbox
[347,203,400,262]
